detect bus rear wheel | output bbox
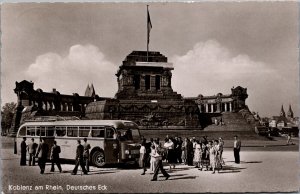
[92,150,105,167]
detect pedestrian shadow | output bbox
[168,176,198,180]
[160,173,187,177]
[218,170,240,174]
[226,161,262,164]
[60,169,119,175]
[169,167,192,172]
[265,144,288,147]
[1,158,19,160]
[218,165,246,174]
[86,170,118,175]
[241,161,262,164]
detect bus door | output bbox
[36,126,55,159]
[104,127,119,163]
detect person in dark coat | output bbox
[83,138,91,172]
[202,136,208,145]
[233,135,241,164]
[176,137,183,163]
[27,138,38,166]
[186,138,194,166]
[145,138,153,167]
[72,140,88,175]
[20,137,27,166]
[35,138,49,174]
[50,141,62,173]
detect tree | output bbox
[1,102,17,135]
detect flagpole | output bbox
[147,5,149,62]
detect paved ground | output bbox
[1,143,299,193]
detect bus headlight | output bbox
[125,150,130,154]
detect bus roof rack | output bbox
[23,116,81,122]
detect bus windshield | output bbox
[117,128,141,142]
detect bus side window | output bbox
[55,127,66,137]
[41,127,46,136]
[91,127,104,137]
[106,128,114,138]
[79,126,90,137]
[36,127,45,137]
[79,130,90,137]
[26,127,36,136]
[47,127,54,137]
[91,129,104,137]
[67,127,78,137]
[36,127,41,136]
[18,126,26,137]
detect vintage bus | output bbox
[15,120,142,167]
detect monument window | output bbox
[134,75,140,90]
[145,75,151,90]
[155,75,161,90]
[208,104,211,112]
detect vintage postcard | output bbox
[1,2,299,193]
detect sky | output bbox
[1,2,299,117]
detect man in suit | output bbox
[20,137,27,166]
[233,135,241,164]
[186,138,194,166]
[71,139,88,175]
[50,141,62,173]
[27,138,38,166]
[83,138,91,172]
[35,138,49,174]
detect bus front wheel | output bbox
[92,150,105,167]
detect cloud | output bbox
[24,44,118,96]
[22,41,298,117]
[171,39,290,116]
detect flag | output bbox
[147,8,152,44]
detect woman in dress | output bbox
[193,140,202,168]
[209,140,217,174]
[200,142,209,171]
[214,139,222,173]
[149,141,158,172]
[164,138,175,171]
[181,138,188,165]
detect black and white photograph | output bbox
[1,2,299,193]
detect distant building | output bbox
[84,84,96,98]
[269,105,298,129]
[287,104,294,119]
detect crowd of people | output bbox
[19,134,242,179]
[139,135,242,180]
[19,137,91,175]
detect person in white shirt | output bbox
[149,140,159,172]
[164,138,175,171]
[151,144,170,181]
[193,140,202,168]
[139,141,147,175]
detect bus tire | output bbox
[91,150,105,167]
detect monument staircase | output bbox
[204,110,256,132]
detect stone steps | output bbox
[204,112,254,131]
